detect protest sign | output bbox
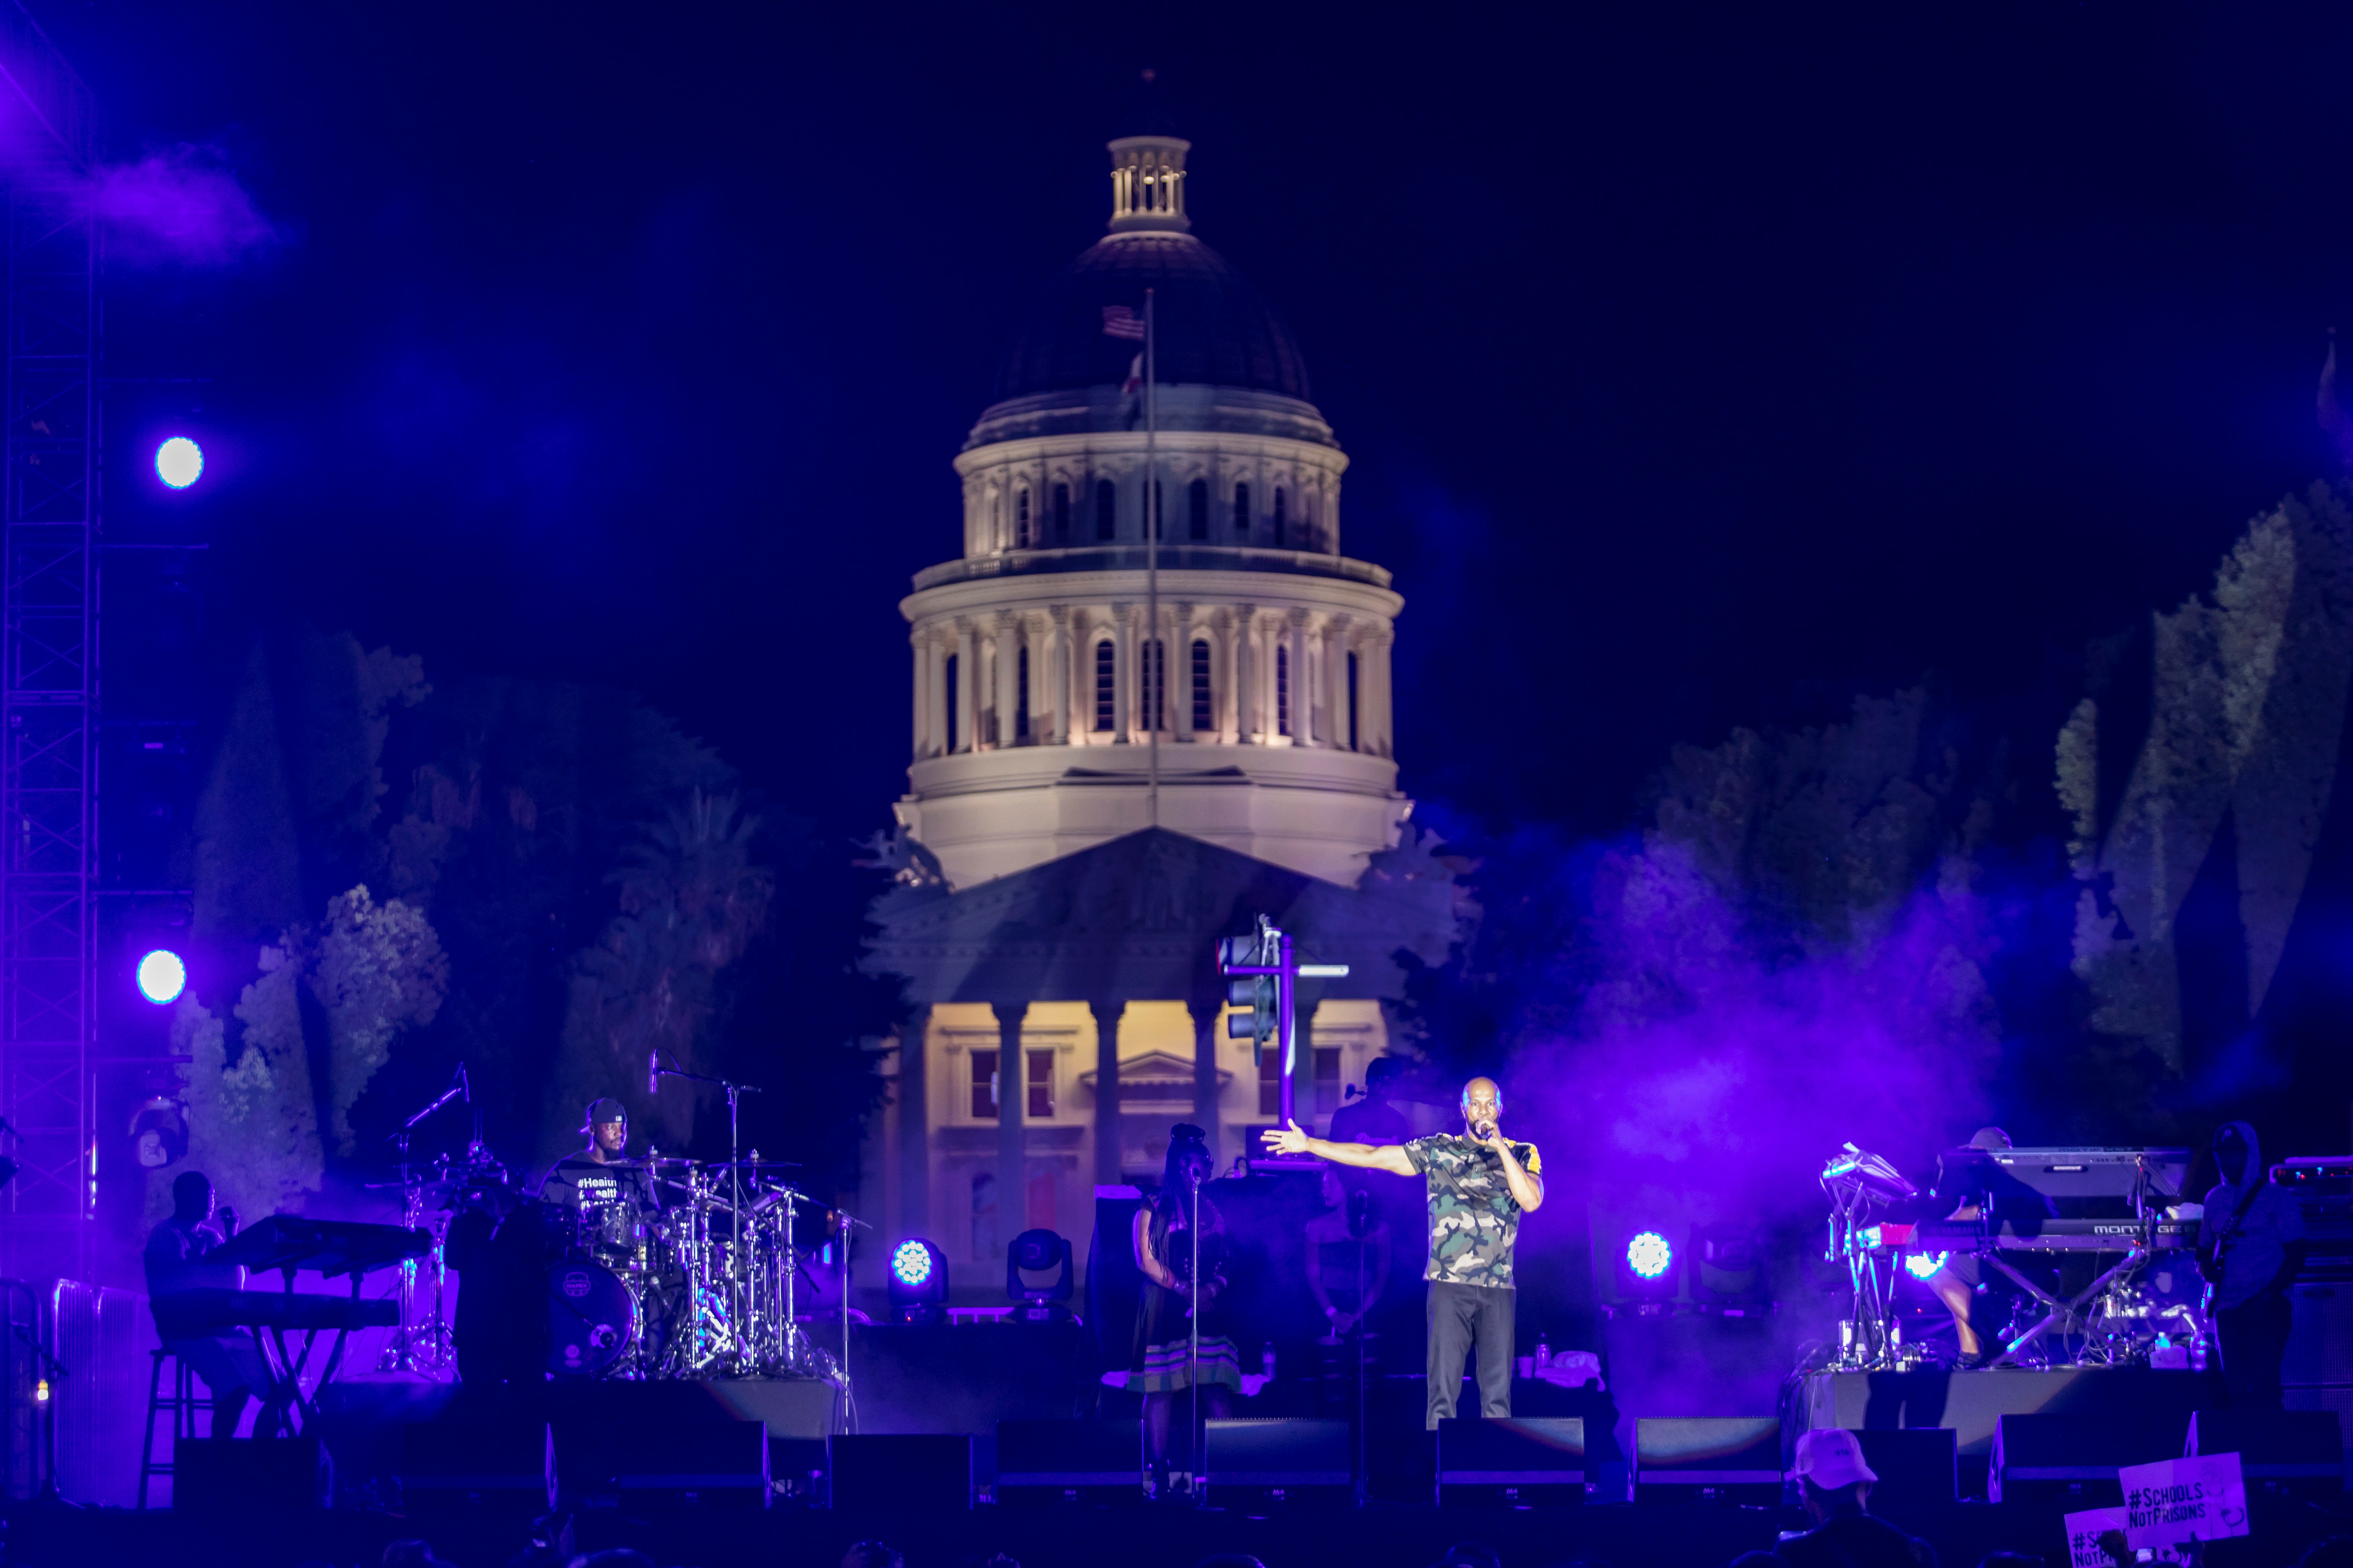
[2061,1506,2195,1568]
[2118,1450,2249,1548]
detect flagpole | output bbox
[1145,286,1159,829]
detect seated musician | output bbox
[1925,1126,2057,1368]
[143,1171,273,1437]
[534,1096,661,1220]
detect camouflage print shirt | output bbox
[1404,1134,1542,1288]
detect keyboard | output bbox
[1866,1217,2196,1254]
[153,1286,398,1339]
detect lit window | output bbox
[1274,487,1287,548]
[1258,1047,1279,1116]
[1315,1048,1342,1114]
[1028,1049,1054,1119]
[1188,479,1208,540]
[1191,639,1212,733]
[1054,483,1071,542]
[971,1049,999,1119]
[1096,478,1116,542]
[1277,644,1291,737]
[1093,641,1116,731]
[1234,482,1250,535]
[1015,487,1031,548]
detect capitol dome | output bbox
[989,232,1313,406]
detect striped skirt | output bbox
[1134,1332,1242,1394]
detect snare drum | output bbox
[545,1257,636,1376]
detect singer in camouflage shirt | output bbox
[1403,1131,1544,1287]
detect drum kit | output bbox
[372,1063,865,1392]
[542,1152,857,1385]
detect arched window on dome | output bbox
[1015,644,1031,742]
[1234,483,1251,537]
[1015,487,1032,549]
[1191,639,1213,734]
[1096,478,1117,542]
[1346,651,1360,751]
[1188,479,1208,541]
[1276,644,1292,737]
[1273,487,1288,549]
[1053,483,1071,542]
[944,654,960,752]
[1093,639,1116,731]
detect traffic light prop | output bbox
[1215,915,1349,1133]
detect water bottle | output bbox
[1534,1335,1552,1369]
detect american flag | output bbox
[1102,304,1146,341]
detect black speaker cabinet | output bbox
[173,1436,333,1511]
[1437,1416,1585,1507]
[1203,1418,1351,1508]
[397,1420,555,1512]
[1990,1413,2184,1507]
[613,1419,768,1508]
[830,1433,970,1512]
[1634,1417,1782,1505]
[996,1419,1142,1506]
[2186,1409,2343,1497]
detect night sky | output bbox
[54,3,2353,847]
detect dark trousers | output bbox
[2215,1292,2292,1410]
[1427,1280,1514,1430]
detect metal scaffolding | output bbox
[0,2,95,1283]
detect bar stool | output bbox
[138,1346,214,1509]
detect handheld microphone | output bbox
[216,1204,238,1238]
[648,1049,660,1096]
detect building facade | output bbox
[861,133,1454,1289]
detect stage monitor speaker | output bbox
[613,1419,768,1508]
[996,1419,1142,1506]
[1437,1416,1584,1507]
[1990,1413,2185,1506]
[397,1420,555,1512]
[173,1436,333,1512]
[1634,1417,1781,1505]
[1849,1426,1956,1516]
[2186,1409,2343,1497]
[2287,1282,2353,1387]
[831,1433,970,1512]
[1204,1418,1351,1508]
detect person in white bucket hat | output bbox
[1728,1428,1937,1568]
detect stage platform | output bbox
[5,1492,2349,1568]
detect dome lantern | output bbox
[1108,135,1190,234]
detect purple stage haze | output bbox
[92,145,283,267]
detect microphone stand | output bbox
[653,1058,763,1375]
[382,1067,468,1373]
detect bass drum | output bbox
[545,1257,636,1376]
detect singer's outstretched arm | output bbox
[1260,1121,1414,1174]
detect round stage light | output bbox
[1903,1251,1949,1281]
[155,437,204,490]
[891,1239,933,1289]
[135,949,186,1005]
[1625,1229,1674,1281]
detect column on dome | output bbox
[1233,606,1258,742]
[1371,626,1395,758]
[1285,610,1309,745]
[1209,608,1235,743]
[910,629,930,759]
[994,611,1020,750]
[1172,601,1195,741]
[1323,614,1352,752]
[1044,606,1070,745]
[954,621,978,753]
[1113,603,1135,742]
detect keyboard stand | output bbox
[1984,1245,2146,1367]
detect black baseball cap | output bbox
[585,1097,628,1130]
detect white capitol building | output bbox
[893,132,1410,891]
[859,130,1452,1274]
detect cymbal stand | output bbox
[652,1059,763,1377]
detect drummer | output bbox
[535,1096,662,1222]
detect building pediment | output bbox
[1078,1050,1232,1101]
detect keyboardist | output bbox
[1924,1127,2058,1368]
[143,1171,272,1438]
